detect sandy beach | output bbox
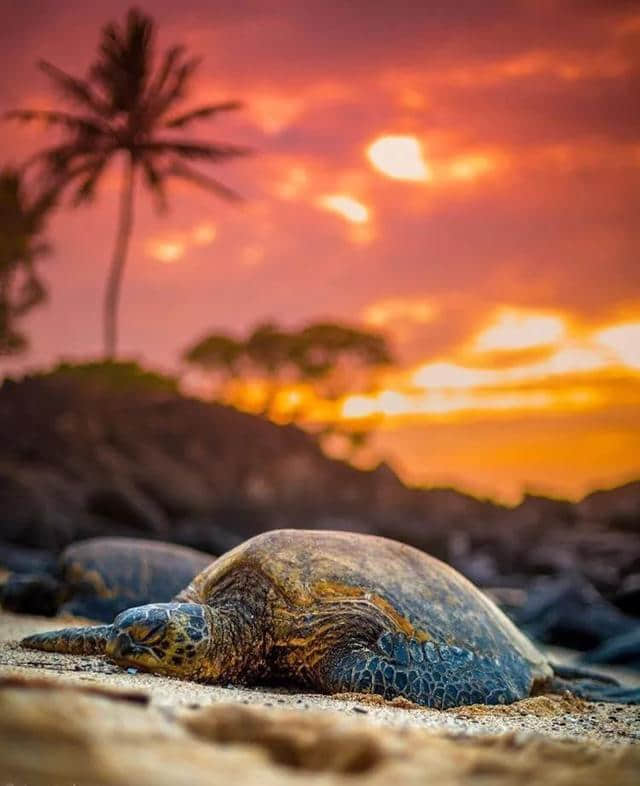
[1,610,639,786]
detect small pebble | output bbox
[352,706,368,714]
[127,667,138,675]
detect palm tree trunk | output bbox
[0,273,10,344]
[0,272,20,356]
[103,154,136,359]
[0,273,8,305]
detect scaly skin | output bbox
[22,625,112,655]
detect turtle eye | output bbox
[137,622,165,645]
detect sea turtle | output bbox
[2,537,213,621]
[21,530,640,707]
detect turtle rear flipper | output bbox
[21,625,112,655]
[550,662,640,704]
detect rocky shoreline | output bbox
[1,375,639,671]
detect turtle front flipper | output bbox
[322,632,532,709]
[21,624,112,655]
[549,662,640,704]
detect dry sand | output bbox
[0,610,639,786]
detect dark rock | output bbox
[0,543,58,575]
[1,573,62,616]
[86,486,169,535]
[0,376,510,556]
[576,482,640,532]
[612,574,640,618]
[581,627,640,670]
[1,536,215,621]
[512,575,637,650]
[0,373,639,639]
[175,517,245,555]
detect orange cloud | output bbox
[274,166,310,200]
[365,135,506,190]
[317,194,370,224]
[146,240,187,264]
[444,48,631,87]
[473,307,567,353]
[366,135,431,182]
[337,313,640,424]
[341,386,602,421]
[595,322,640,370]
[145,221,217,264]
[445,153,499,182]
[361,297,438,328]
[240,82,352,134]
[214,312,638,435]
[191,223,217,245]
[3,0,639,504]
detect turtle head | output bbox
[106,602,213,679]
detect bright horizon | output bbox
[1,1,639,504]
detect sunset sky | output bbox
[1,1,639,503]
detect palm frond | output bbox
[167,160,242,202]
[70,156,111,205]
[27,142,110,176]
[38,60,109,115]
[152,56,202,119]
[29,182,64,225]
[0,167,23,216]
[91,8,154,114]
[5,109,108,137]
[0,169,56,267]
[164,101,243,129]
[140,157,168,212]
[12,269,48,316]
[23,150,111,207]
[146,45,184,103]
[143,139,250,161]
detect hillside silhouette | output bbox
[0,373,637,601]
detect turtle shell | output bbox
[186,529,549,678]
[59,537,214,621]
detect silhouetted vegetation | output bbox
[186,321,392,383]
[39,359,179,393]
[0,168,58,355]
[6,7,248,358]
[184,320,393,453]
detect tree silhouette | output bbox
[245,322,298,409]
[183,332,244,375]
[183,320,394,454]
[0,168,57,355]
[292,322,392,388]
[7,7,247,357]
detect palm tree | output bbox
[6,7,247,357]
[0,167,57,354]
